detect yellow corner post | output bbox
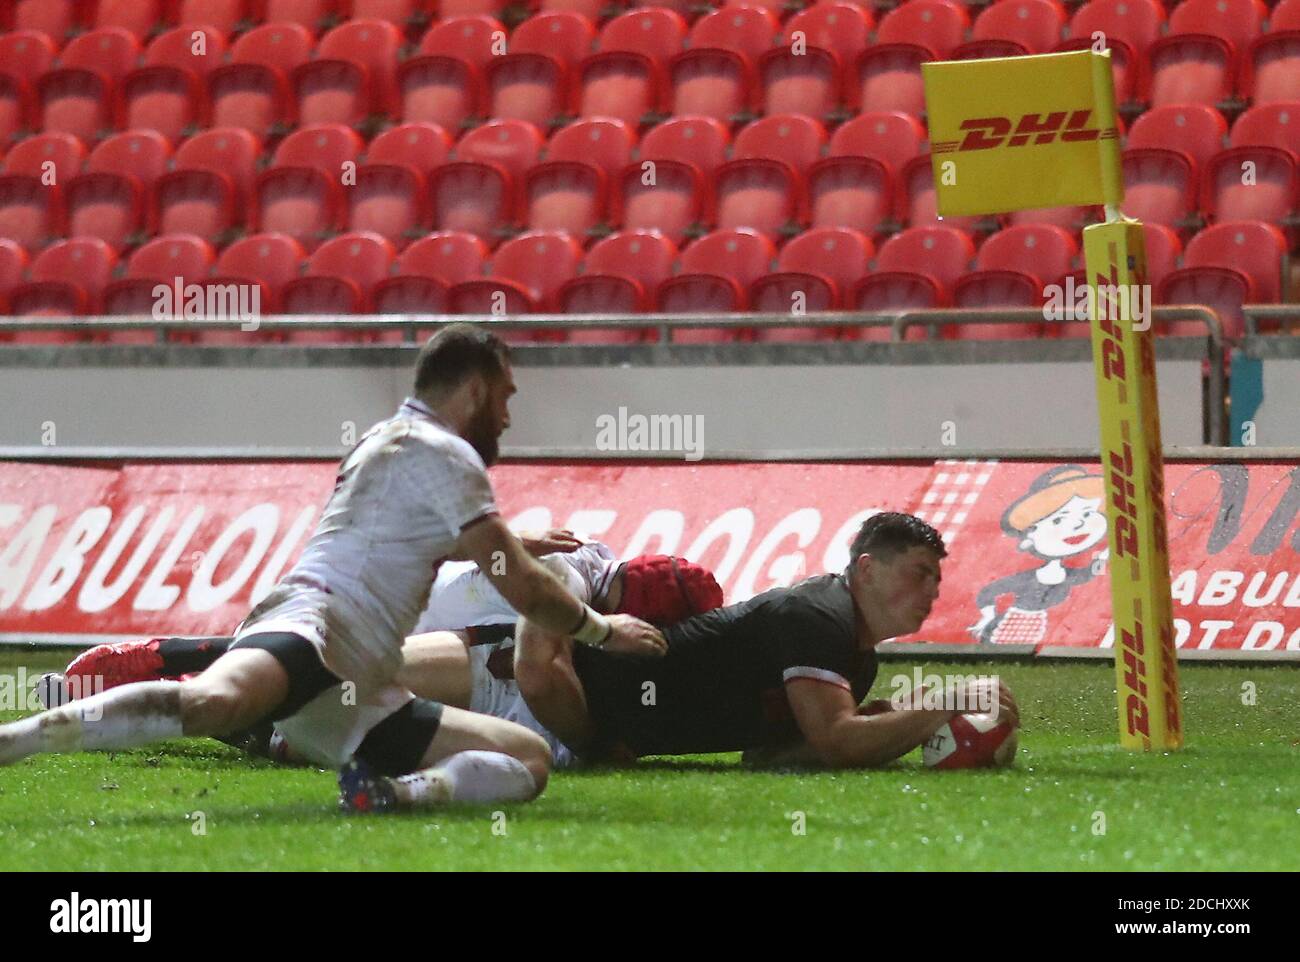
[922,50,1182,750]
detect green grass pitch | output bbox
[2,649,1298,871]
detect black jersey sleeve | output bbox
[767,596,858,694]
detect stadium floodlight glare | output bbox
[922,49,1182,751]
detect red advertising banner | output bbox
[1,458,1298,652]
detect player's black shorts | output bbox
[571,643,664,759]
[228,631,341,721]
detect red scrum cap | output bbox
[615,555,724,626]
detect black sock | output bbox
[157,636,235,677]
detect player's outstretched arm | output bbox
[457,515,667,657]
[786,679,960,769]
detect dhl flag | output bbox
[921,50,1124,217]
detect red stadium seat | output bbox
[524,160,606,236]
[851,46,932,116]
[977,224,1077,283]
[669,48,754,124]
[3,131,86,178]
[274,124,367,177]
[688,7,777,61]
[450,230,582,324]
[733,115,826,174]
[447,280,533,316]
[141,26,229,80]
[558,274,645,314]
[345,163,429,248]
[713,158,802,239]
[174,128,262,207]
[1050,36,1137,104]
[262,0,338,34]
[877,0,969,60]
[898,154,981,234]
[613,159,704,245]
[681,229,775,282]
[103,234,218,317]
[119,67,209,145]
[1243,33,1300,105]
[58,28,144,83]
[1157,265,1250,336]
[212,231,308,311]
[368,123,453,178]
[39,52,126,143]
[13,0,80,40]
[576,52,661,126]
[511,12,597,69]
[1169,0,1266,60]
[582,228,681,292]
[429,161,514,244]
[749,273,838,341]
[1148,35,1235,109]
[784,3,873,66]
[174,0,249,34]
[1202,146,1297,223]
[395,230,487,286]
[419,16,507,72]
[372,274,448,314]
[1120,148,1198,229]
[0,238,30,314]
[349,0,433,32]
[1068,0,1165,61]
[280,231,397,330]
[807,156,891,234]
[208,23,315,137]
[94,0,164,38]
[398,55,483,131]
[969,0,1066,54]
[657,273,744,318]
[850,273,943,323]
[1230,103,1300,157]
[547,119,636,181]
[1184,220,1288,303]
[154,168,239,242]
[558,229,677,335]
[640,116,730,180]
[67,133,173,247]
[876,224,978,301]
[829,112,927,178]
[950,271,1045,337]
[1127,105,1228,175]
[1272,0,1300,33]
[676,226,775,324]
[758,47,840,119]
[253,166,341,250]
[1005,203,1101,232]
[0,30,59,88]
[0,171,62,250]
[456,120,545,185]
[484,53,568,128]
[541,0,603,16]
[602,8,689,65]
[10,237,118,321]
[778,227,873,304]
[300,19,404,118]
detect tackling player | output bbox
[0,324,666,812]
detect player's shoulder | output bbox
[756,573,855,631]
[401,418,487,470]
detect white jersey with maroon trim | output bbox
[413,541,617,632]
[237,398,497,687]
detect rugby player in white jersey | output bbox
[0,324,666,812]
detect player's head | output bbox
[846,512,946,642]
[610,555,723,626]
[413,324,514,466]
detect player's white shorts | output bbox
[274,679,416,770]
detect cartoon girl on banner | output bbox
[969,465,1110,644]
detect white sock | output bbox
[0,682,183,765]
[392,750,537,807]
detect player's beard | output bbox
[465,400,501,467]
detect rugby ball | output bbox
[923,712,1019,770]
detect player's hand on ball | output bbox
[948,677,1018,727]
[603,614,668,657]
